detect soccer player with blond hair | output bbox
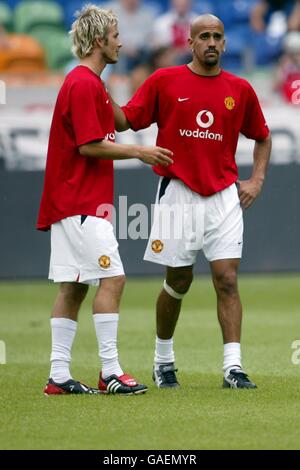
[37,4,173,395]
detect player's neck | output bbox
[187,61,221,77]
[80,56,106,77]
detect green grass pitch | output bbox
[0,275,300,450]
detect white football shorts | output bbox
[144,178,243,267]
[49,215,124,286]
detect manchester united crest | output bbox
[224,96,235,110]
[99,255,111,269]
[151,240,164,253]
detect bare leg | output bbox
[93,275,126,314]
[52,282,89,320]
[153,266,193,387]
[210,258,256,387]
[211,259,257,388]
[156,266,193,339]
[210,259,242,343]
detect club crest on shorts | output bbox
[99,255,111,269]
[224,96,235,110]
[151,239,164,253]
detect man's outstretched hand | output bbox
[138,146,174,167]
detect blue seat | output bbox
[143,1,165,14]
[222,26,252,71]
[193,1,216,15]
[4,0,20,9]
[251,31,283,65]
[214,0,256,27]
[64,0,85,29]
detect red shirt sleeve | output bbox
[122,71,159,131]
[69,78,106,147]
[241,83,270,141]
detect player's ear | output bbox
[95,36,104,48]
[188,37,193,51]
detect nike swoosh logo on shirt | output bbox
[178,97,190,102]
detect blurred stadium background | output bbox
[1,0,300,450]
[0,0,300,278]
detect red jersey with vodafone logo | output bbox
[123,65,269,196]
[37,65,114,231]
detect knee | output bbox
[60,282,89,304]
[214,270,238,296]
[114,274,126,292]
[104,275,126,295]
[168,272,193,295]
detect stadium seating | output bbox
[0,33,46,72]
[4,0,20,7]
[251,31,283,66]
[214,0,257,27]
[14,0,65,34]
[0,0,286,71]
[0,2,13,31]
[36,30,73,69]
[213,0,257,70]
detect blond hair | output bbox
[70,4,118,59]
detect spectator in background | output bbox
[251,0,300,33]
[250,0,300,65]
[274,31,300,103]
[289,0,300,29]
[130,46,177,92]
[105,0,156,73]
[151,0,197,64]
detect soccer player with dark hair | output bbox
[37,4,172,395]
[113,14,272,389]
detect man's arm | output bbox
[288,0,300,30]
[106,91,130,131]
[110,99,130,132]
[250,0,268,32]
[237,133,272,209]
[79,139,173,167]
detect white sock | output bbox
[50,318,77,383]
[154,336,175,369]
[223,342,242,378]
[93,313,123,379]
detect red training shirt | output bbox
[37,65,115,231]
[123,65,270,196]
